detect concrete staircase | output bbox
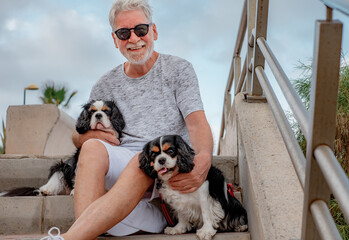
[0,155,250,240]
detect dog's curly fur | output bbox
[139,135,248,240]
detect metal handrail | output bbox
[256,37,310,139]
[234,0,247,57]
[235,56,247,95]
[310,200,342,240]
[321,0,349,16]
[218,1,349,238]
[218,0,247,152]
[314,145,349,222]
[255,66,306,188]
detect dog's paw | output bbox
[196,226,216,240]
[70,189,75,196]
[164,225,187,235]
[39,186,53,196]
[234,224,248,232]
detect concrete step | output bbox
[1,232,250,240]
[0,155,238,192]
[0,193,243,235]
[0,155,243,238]
[0,155,68,192]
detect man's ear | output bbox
[152,23,158,41]
[111,32,119,49]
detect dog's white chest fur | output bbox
[159,181,225,231]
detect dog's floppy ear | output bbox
[175,135,195,173]
[139,142,157,179]
[107,101,125,138]
[75,102,91,134]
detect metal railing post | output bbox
[250,0,269,96]
[233,56,242,93]
[246,0,256,94]
[301,19,343,240]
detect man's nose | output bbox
[128,30,140,43]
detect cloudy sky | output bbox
[0,0,348,151]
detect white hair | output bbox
[109,0,153,31]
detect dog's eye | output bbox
[150,151,157,157]
[103,110,111,115]
[166,149,174,155]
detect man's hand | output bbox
[168,153,211,193]
[72,130,120,148]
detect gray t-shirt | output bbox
[90,53,204,151]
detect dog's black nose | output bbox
[95,113,102,119]
[158,157,166,165]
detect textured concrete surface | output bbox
[220,93,304,240]
[43,196,75,233]
[0,197,43,235]
[0,196,74,235]
[0,155,242,236]
[212,156,238,184]
[0,155,69,192]
[0,155,237,192]
[6,105,76,156]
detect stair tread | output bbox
[1,232,250,240]
[0,155,241,236]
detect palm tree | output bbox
[291,58,349,239]
[40,81,77,108]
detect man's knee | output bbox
[78,139,109,174]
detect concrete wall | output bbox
[220,93,304,240]
[5,105,76,156]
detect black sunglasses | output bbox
[114,23,152,41]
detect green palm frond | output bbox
[39,81,77,108]
[63,91,77,108]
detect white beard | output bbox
[126,40,154,65]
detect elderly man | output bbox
[43,0,213,239]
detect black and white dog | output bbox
[139,135,248,240]
[2,100,125,197]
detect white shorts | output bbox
[96,140,166,236]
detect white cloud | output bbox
[5,18,17,31]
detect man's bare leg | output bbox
[61,152,153,240]
[74,139,109,219]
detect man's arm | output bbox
[169,110,213,193]
[72,130,120,148]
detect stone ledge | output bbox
[5,105,76,156]
[223,93,304,240]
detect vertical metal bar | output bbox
[235,56,247,95]
[326,6,333,21]
[251,0,269,96]
[226,58,235,94]
[246,0,256,94]
[301,20,343,240]
[224,92,232,128]
[233,56,242,93]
